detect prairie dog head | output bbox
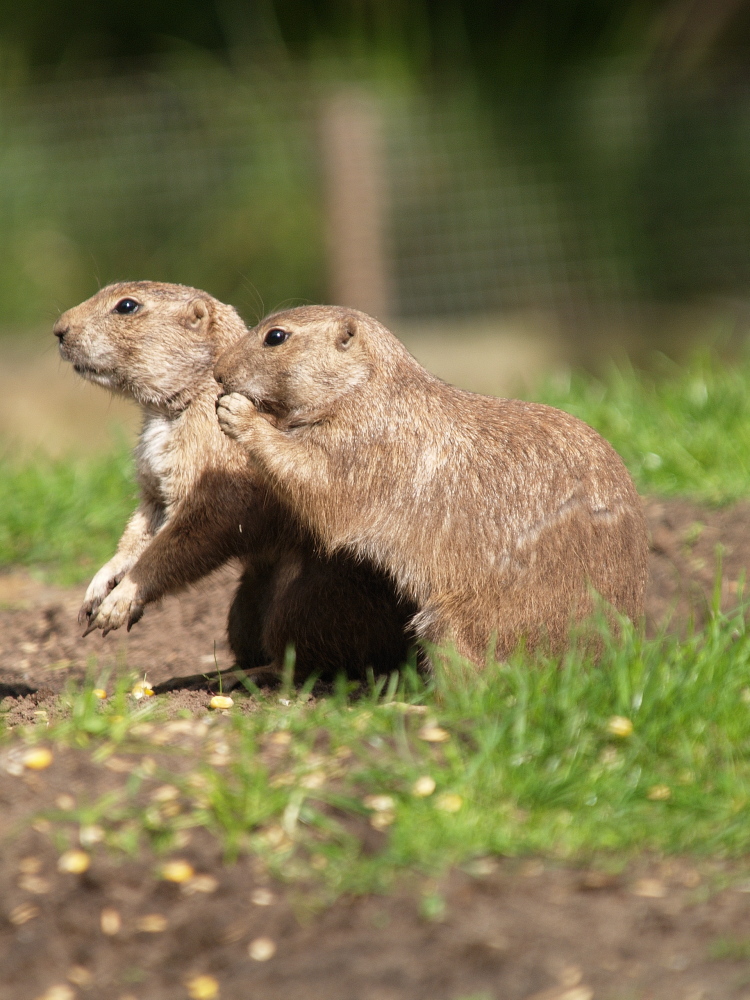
[54,281,248,411]
[213,305,383,422]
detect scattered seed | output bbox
[23,748,53,770]
[131,678,154,699]
[55,794,76,811]
[182,875,218,895]
[34,986,75,1000]
[299,770,326,789]
[79,825,105,847]
[66,966,92,987]
[607,716,633,737]
[412,775,436,797]
[58,850,90,874]
[248,936,277,961]
[186,974,220,999]
[161,860,195,883]
[19,875,51,894]
[417,725,450,743]
[209,695,234,710]
[382,702,428,714]
[632,878,666,898]
[363,794,395,812]
[18,856,42,875]
[647,784,671,801]
[370,811,395,830]
[435,793,463,813]
[92,689,107,700]
[261,825,289,848]
[251,887,275,906]
[100,907,122,935]
[151,784,180,803]
[103,756,133,773]
[2,755,24,776]
[9,902,39,925]
[136,913,168,933]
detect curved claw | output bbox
[81,616,99,638]
[126,604,145,632]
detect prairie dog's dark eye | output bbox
[113,298,140,315]
[263,328,289,347]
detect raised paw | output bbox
[216,392,258,442]
[83,576,144,637]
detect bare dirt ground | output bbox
[3,497,750,1000]
[1,497,746,702]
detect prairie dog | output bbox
[54,284,413,678]
[214,306,649,664]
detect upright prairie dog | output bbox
[214,306,649,664]
[53,283,413,679]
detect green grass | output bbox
[7,602,750,897]
[3,350,750,893]
[0,443,134,583]
[537,352,750,503]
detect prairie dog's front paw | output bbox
[83,576,144,637]
[216,392,260,442]
[79,560,129,626]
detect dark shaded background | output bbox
[2,0,750,359]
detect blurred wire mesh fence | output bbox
[1,69,750,335]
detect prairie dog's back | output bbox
[214,305,649,662]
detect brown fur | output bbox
[54,283,413,679]
[214,305,649,664]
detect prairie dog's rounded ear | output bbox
[337,318,357,350]
[185,297,211,331]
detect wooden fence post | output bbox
[319,89,391,320]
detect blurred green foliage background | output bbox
[2,1,750,332]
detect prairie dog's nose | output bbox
[53,318,69,342]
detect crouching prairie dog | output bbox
[54,283,413,680]
[214,305,649,664]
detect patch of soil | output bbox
[0,563,243,700]
[2,752,750,1000]
[1,498,749,704]
[3,498,750,1000]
